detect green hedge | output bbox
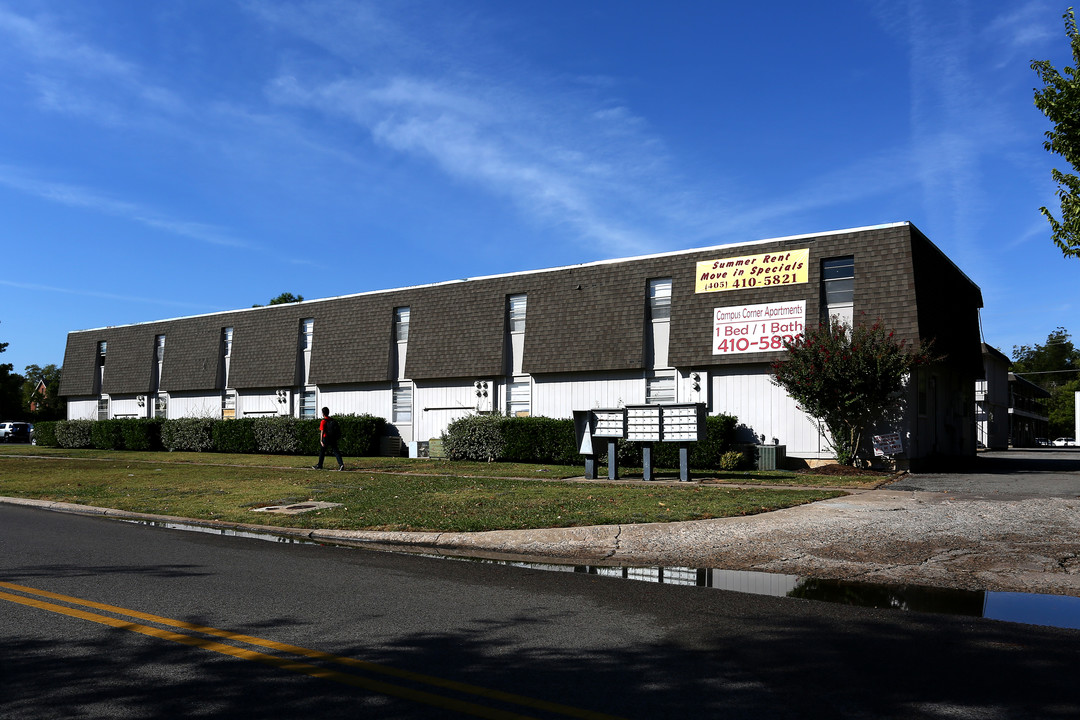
[442,413,740,468]
[37,414,384,456]
[31,421,59,447]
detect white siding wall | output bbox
[318,384,393,418]
[109,396,143,419]
[710,365,829,458]
[533,372,645,418]
[415,380,478,441]
[68,398,98,420]
[168,393,222,419]
[240,390,290,417]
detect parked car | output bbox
[1052,437,1077,447]
[0,422,31,443]
[1036,437,1051,447]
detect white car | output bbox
[1052,437,1077,447]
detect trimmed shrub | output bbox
[90,419,126,450]
[55,420,94,449]
[161,418,215,452]
[254,416,302,454]
[443,414,506,461]
[32,421,59,447]
[718,449,748,470]
[338,414,386,457]
[119,419,163,451]
[500,416,578,464]
[212,418,258,454]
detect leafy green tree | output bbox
[1032,8,1080,258]
[1012,327,1080,384]
[1012,327,1079,436]
[772,319,935,466]
[1048,378,1080,437]
[21,363,65,420]
[252,292,305,308]
[0,324,27,420]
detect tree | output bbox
[1032,8,1080,258]
[0,323,27,420]
[252,292,305,308]
[1012,327,1079,436]
[1011,327,1080,384]
[21,363,65,421]
[772,318,936,466]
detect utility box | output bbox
[428,438,446,459]
[756,444,787,471]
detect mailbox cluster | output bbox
[574,404,707,482]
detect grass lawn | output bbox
[0,446,866,532]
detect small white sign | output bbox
[873,432,903,456]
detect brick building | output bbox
[60,222,983,468]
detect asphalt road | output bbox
[2,503,1079,719]
[891,448,1080,498]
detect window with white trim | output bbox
[508,294,527,333]
[395,307,410,343]
[648,278,672,320]
[301,318,314,350]
[300,389,317,419]
[822,257,854,325]
[97,397,109,420]
[508,378,531,416]
[393,382,413,423]
[645,371,676,405]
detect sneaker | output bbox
[336,465,345,471]
[310,465,321,470]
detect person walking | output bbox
[312,407,344,470]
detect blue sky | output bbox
[0,0,1076,375]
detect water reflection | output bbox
[492,561,1080,630]
[125,518,1080,631]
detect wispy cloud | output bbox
[0,279,215,311]
[0,165,249,248]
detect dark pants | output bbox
[316,441,343,468]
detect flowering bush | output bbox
[772,318,935,465]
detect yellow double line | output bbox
[0,581,623,720]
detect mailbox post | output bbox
[575,404,707,482]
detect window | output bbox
[154,393,167,419]
[648,278,672,320]
[155,335,165,362]
[300,390,317,419]
[393,383,412,423]
[222,391,236,420]
[646,372,676,405]
[301,318,314,350]
[508,379,531,416]
[822,257,854,324]
[223,327,233,357]
[395,307,410,343]
[97,397,109,420]
[97,341,107,365]
[508,294,527,333]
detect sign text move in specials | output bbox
[695,248,808,293]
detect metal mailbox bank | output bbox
[575,403,707,482]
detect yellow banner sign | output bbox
[695,248,809,293]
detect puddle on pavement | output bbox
[125,518,1080,631]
